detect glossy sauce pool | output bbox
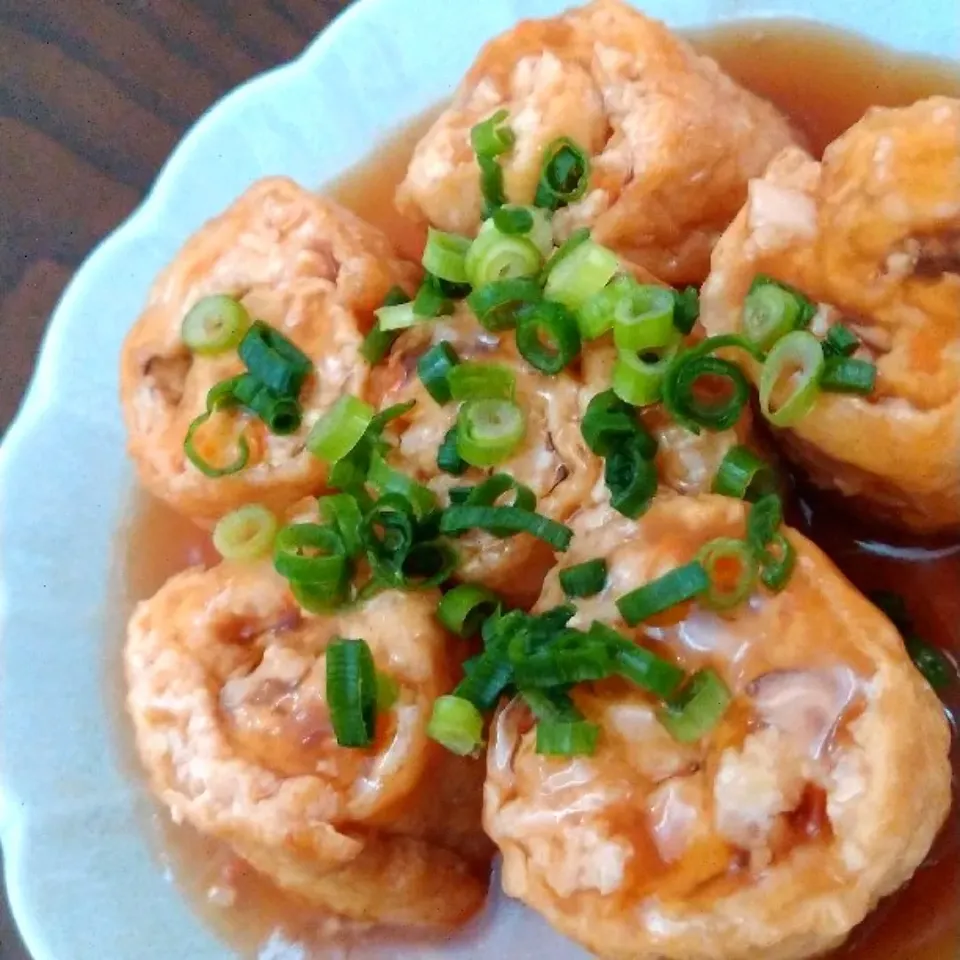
[115,19,960,960]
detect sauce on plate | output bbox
[115,19,960,960]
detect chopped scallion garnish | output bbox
[515,300,581,374]
[535,138,590,211]
[212,504,278,561]
[427,694,485,755]
[326,638,378,748]
[616,561,710,625]
[181,294,251,355]
[658,668,732,743]
[417,341,461,405]
[759,330,824,427]
[559,558,608,598]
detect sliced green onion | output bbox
[213,504,278,561]
[376,672,400,712]
[370,399,416,433]
[362,493,416,583]
[465,473,536,512]
[588,622,685,698]
[230,373,302,435]
[744,274,816,349]
[238,321,312,398]
[535,138,590,211]
[577,278,621,340]
[437,584,501,637]
[456,398,526,467]
[417,342,461,405]
[760,330,825,427]
[823,323,860,357]
[493,206,534,235]
[743,283,807,350]
[559,558,607,598]
[612,346,676,407]
[539,227,590,286]
[307,394,375,463]
[467,277,542,332]
[658,668,732,743]
[581,389,656,458]
[671,286,701,336]
[454,654,514,710]
[361,325,398,365]
[605,438,658,518]
[427,695,485,756]
[612,284,677,353]
[422,228,472,284]
[318,493,365,558]
[471,109,514,158]
[274,523,349,589]
[663,353,750,433]
[515,301,581,374]
[543,239,619,309]
[522,688,582,723]
[367,452,437,519]
[746,493,783,549]
[465,229,542,288]
[326,639,377,748]
[758,531,796,592]
[484,205,553,255]
[906,637,954,691]
[376,301,419,331]
[183,410,250,478]
[448,362,516,401]
[181,295,250,355]
[401,541,458,589]
[536,719,599,756]
[478,154,507,218]
[412,274,455,319]
[821,356,877,395]
[437,426,468,476]
[513,641,614,688]
[617,561,710,625]
[440,505,572,551]
[361,286,409,364]
[697,537,758,610]
[712,446,776,501]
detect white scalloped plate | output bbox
[0,1,956,958]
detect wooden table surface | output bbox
[0,2,346,956]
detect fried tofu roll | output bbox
[396,0,799,283]
[368,305,600,607]
[125,562,490,927]
[701,98,960,533]
[121,177,418,526]
[484,495,951,960]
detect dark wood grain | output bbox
[0,3,347,956]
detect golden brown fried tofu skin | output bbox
[121,177,418,526]
[484,495,951,960]
[701,98,960,533]
[125,562,490,927]
[368,305,600,607]
[396,0,799,283]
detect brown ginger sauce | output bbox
[115,19,960,960]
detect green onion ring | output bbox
[456,398,526,467]
[212,504,278,561]
[696,537,758,610]
[759,330,825,427]
[515,300,582,374]
[181,295,251,355]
